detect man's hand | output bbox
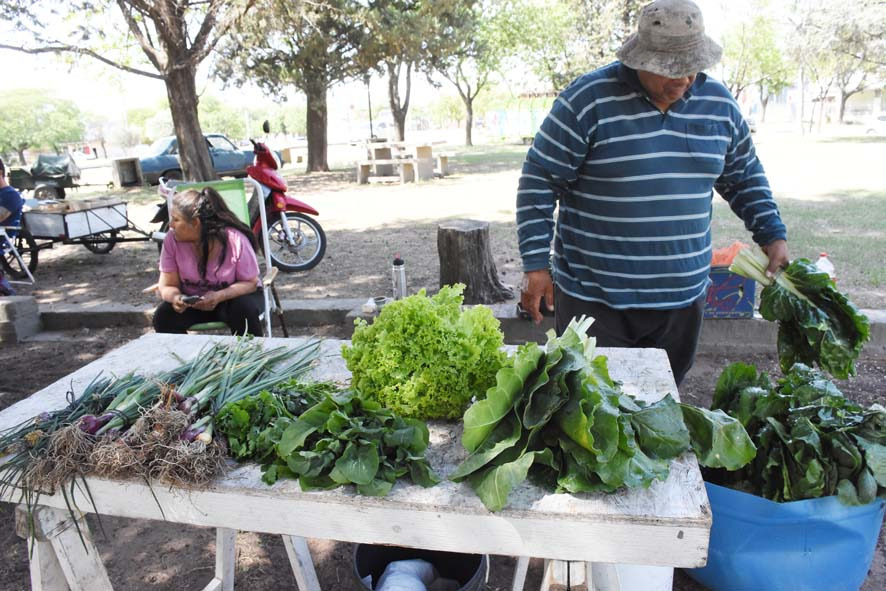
[192,290,223,311]
[520,270,554,325]
[762,239,789,277]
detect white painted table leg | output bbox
[29,540,71,591]
[201,528,237,591]
[16,505,113,591]
[588,562,621,591]
[282,535,321,591]
[541,559,589,590]
[512,556,530,591]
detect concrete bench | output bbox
[356,158,417,184]
[436,152,455,177]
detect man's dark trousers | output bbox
[554,289,705,386]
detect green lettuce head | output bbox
[341,285,507,420]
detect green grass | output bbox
[451,144,528,170]
[712,188,886,302]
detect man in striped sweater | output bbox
[517,0,789,385]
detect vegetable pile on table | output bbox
[216,380,439,495]
[451,317,755,511]
[705,362,886,505]
[342,285,507,420]
[0,338,321,501]
[729,246,870,379]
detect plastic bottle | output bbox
[815,252,836,281]
[392,254,407,300]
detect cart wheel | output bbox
[33,185,60,200]
[82,231,118,254]
[1,229,38,280]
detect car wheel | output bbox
[162,169,183,181]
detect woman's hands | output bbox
[191,290,222,311]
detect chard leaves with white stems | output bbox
[453,316,755,511]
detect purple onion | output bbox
[179,426,205,442]
[78,413,115,435]
[178,396,198,415]
[78,415,101,434]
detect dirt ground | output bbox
[1,165,884,589]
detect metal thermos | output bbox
[392,255,407,300]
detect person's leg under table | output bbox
[554,291,704,386]
[215,290,265,337]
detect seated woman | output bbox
[153,186,264,336]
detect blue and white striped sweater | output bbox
[516,62,787,310]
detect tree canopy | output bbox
[0,0,256,181]
[0,89,85,164]
[215,0,369,171]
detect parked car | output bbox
[864,113,886,136]
[139,133,255,185]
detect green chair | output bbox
[159,178,287,337]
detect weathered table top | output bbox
[0,333,710,566]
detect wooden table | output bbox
[0,334,710,591]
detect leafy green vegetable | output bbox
[216,390,294,463]
[269,387,439,493]
[452,316,755,511]
[341,285,507,420]
[708,362,886,505]
[729,246,870,379]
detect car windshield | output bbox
[147,137,174,155]
[208,135,237,151]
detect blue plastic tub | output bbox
[687,482,885,591]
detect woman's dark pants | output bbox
[153,290,265,337]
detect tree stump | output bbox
[437,219,513,305]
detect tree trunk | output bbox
[839,92,849,124]
[305,82,330,172]
[437,219,513,305]
[165,66,215,182]
[387,61,411,142]
[464,100,474,147]
[16,149,26,165]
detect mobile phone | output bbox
[181,294,202,305]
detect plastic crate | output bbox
[704,266,755,318]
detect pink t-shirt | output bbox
[160,228,260,296]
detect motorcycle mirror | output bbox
[262,120,270,134]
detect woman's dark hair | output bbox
[173,187,258,278]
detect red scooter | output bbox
[247,138,326,272]
[152,132,326,273]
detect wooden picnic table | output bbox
[0,334,710,591]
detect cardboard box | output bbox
[704,266,755,318]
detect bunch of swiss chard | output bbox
[730,246,870,379]
[707,362,886,505]
[342,284,507,420]
[217,381,440,496]
[452,317,755,511]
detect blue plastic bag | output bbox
[687,482,885,591]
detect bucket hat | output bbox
[616,0,722,78]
